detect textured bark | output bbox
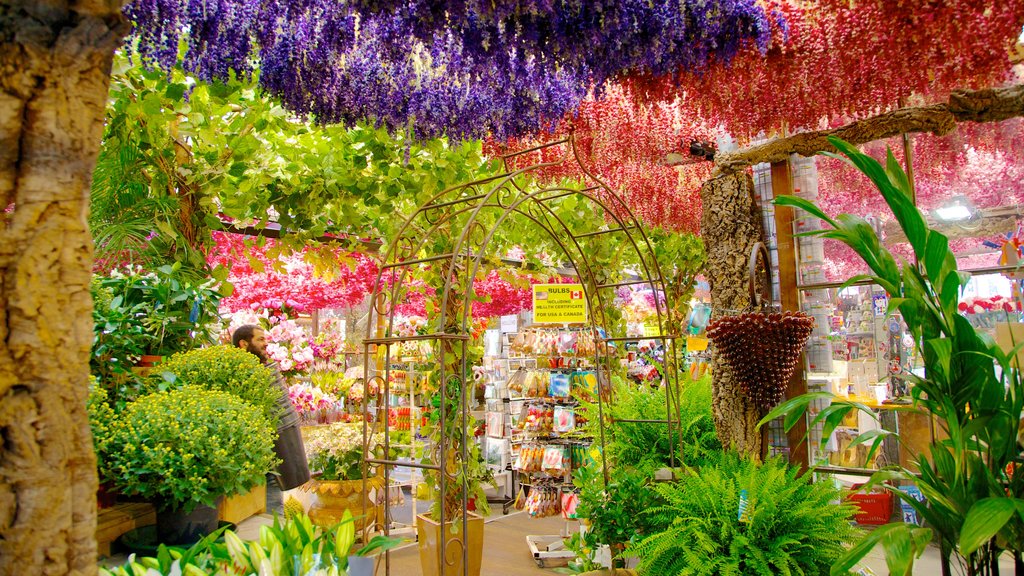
[0,4,127,575]
[714,83,1024,173]
[700,171,767,458]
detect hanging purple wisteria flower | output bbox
[123,0,777,140]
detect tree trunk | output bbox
[699,171,767,458]
[0,4,126,575]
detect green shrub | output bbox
[574,463,665,561]
[630,452,859,576]
[577,373,719,471]
[87,378,117,472]
[146,345,285,427]
[103,386,279,512]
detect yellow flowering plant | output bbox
[143,345,285,427]
[87,377,116,472]
[103,386,279,512]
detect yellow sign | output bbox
[643,320,660,337]
[532,283,588,324]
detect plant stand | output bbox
[526,534,575,568]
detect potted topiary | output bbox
[100,385,278,544]
[301,422,385,531]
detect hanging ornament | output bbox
[706,243,815,411]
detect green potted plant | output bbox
[100,385,278,544]
[300,422,385,531]
[628,451,859,575]
[765,136,1024,575]
[415,342,493,576]
[91,264,224,404]
[87,379,119,508]
[146,344,313,493]
[98,511,401,576]
[145,345,285,427]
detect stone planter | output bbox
[416,512,484,576]
[303,475,384,531]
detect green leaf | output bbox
[882,522,917,576]
[758,391,836,430]
[773,195,839,229]
[960,497,1018,555]
[165,83,187,101]
[831,523,920,576]
[141,93,163,116]
[845,429,893,464]
[923,231,950,287]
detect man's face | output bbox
[244,328,268,362]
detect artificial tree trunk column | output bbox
[0,5,127,575]
[699,170,768,459]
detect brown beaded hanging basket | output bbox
[707,242,815,411]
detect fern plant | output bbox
[576,373,720,472]
[630,452,859,576]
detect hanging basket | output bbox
[707,243,815,411]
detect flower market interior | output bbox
[4,3,1024,576]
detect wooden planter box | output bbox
[96,502,156,557]
[217,485,266,524]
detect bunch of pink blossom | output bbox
[265,319,315,375]
[393,315,427,338]
[287,383,342,423]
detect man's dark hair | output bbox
[232,324,261,348]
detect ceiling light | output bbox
[933,195,977,223]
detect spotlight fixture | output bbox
[687,139,716,162]
[933,195,978,223]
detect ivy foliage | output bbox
[92,54,502,276]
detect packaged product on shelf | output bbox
[548,372,570,397]
[542,445,566,473]
[486,411,505,437]
[525,485,561,518]
[507,368,527,394]
[560,491,580,519]
[570,370,599,399]
[553,406,575,433]
[485,437,511,469]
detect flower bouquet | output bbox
[288,383,343,424]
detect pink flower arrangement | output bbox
[265,319,315,375]
[209,232,378,314]
[287,383,342,423]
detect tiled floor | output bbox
[236,504,570,576]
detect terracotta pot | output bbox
[155,498,221,545]
[136,355,163,368]
[304,475,384,531]
[416,512,484,576]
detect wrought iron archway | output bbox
[361,134,684,575]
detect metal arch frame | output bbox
[361,134,684,576]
